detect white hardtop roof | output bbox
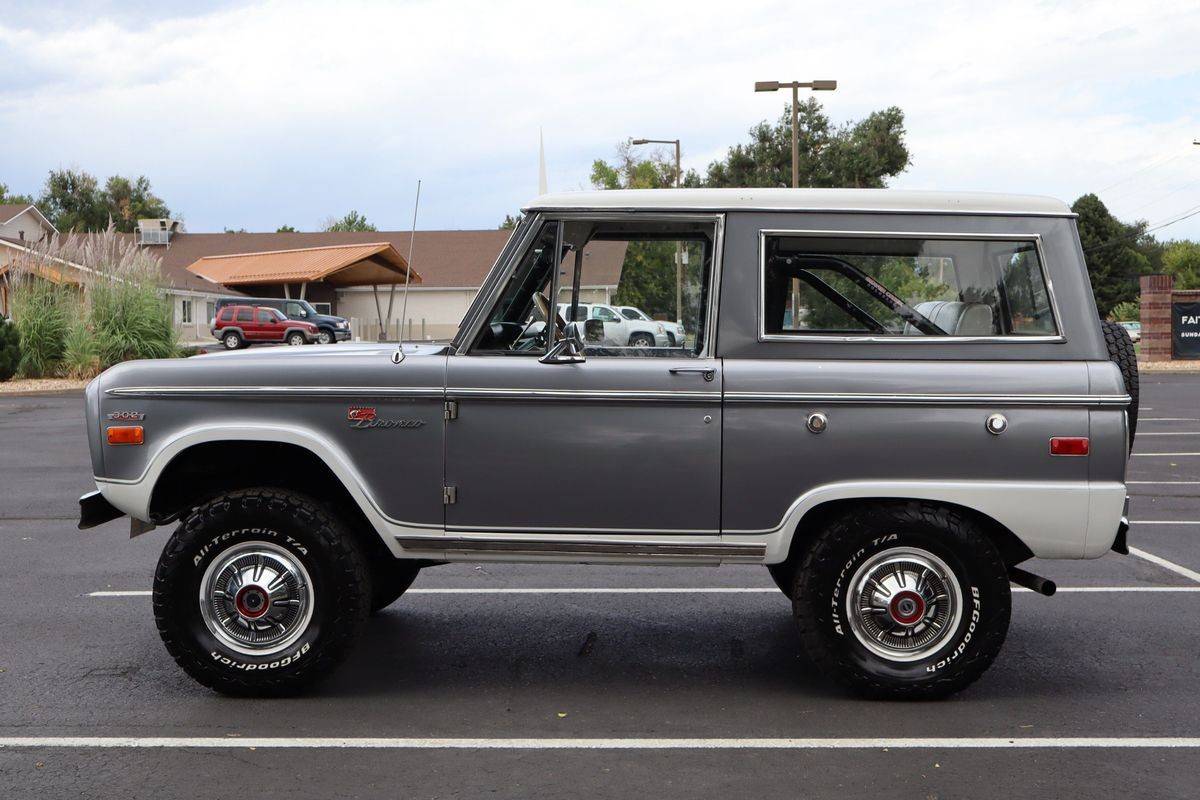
[524,188,1073,217]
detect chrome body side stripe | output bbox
[723,392,1131,407]
[106,386,445,399]
[447,387,722,403]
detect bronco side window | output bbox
[761,234,1060,339]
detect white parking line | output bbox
[1132,452,1200,457]
[1141,418,1200,422]
[1129,547,1200,584]
[1,736,1200,750]
[1138,432,1200,436]
[87,586,1200,597]
[1127,481,1200,485]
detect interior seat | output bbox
[904,300,996,336]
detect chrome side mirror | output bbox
[539,325,586,364]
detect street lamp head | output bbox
[630,138,650,145]
[811,80,837,91]
[754,81,780,92]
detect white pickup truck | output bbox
[557,302,671,348]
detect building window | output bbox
[180,299,193,324]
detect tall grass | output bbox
[10,277,70,377]
[7,226,178,378]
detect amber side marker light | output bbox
[1050,436,1089,456]
[107,426,144,445]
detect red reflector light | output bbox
[107,426,144,445]
[1050,436,1089,456]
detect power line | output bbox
[1081,202,1200,254]
[1097,147,1192,196]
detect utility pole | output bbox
[631,137,684,323]
[754,79,838,187]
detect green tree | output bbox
[98,175,170,231]
[276,224,298,233]
[0,183,35,207]
[1071,193,1151,317]
[1108,299,1140,322]
[700,99,909,188]
[322,210,376,232]
[1162,240,1200,289]
[499,214,522,230]
[591,141,682,189]
[35,169,172,233]
[37,168,105,232]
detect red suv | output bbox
[212,305,319,349]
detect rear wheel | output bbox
[153,489,370,696]
[792,502,1011,699]
[222,332,244,350]
[1100,319,1139,445]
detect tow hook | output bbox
[1008,565,1057,596]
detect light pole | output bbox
[754,79,837,188]
[631,137,684,323]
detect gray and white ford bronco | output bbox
[79,189,1137,698]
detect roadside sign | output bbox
[1174,302,1200,359]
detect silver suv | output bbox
[78,189,1137,699]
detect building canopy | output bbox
[185,242,420,288]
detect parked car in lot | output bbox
[616,305,686,347]
[80,188,1137,699]
[557,302,670,348]
[1119,320,1141,343]
[215,296,351,345]
[212,304,319,349]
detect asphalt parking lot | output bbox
[1,374,1199,798]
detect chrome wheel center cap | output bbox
[845,547,964,663]
[199,542,314,657]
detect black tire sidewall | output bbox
[155,492,364,689]
[797,509,1010,690]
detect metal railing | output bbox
[137,229,170,245]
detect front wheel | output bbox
[628,333,655,348]
[153,489,371,696]
[287,332,307,346]
[316,329,334,345]
[792,502,1011,699]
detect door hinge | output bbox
[444,400,458,420]
[442,486,457,505]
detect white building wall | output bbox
[0,209,53,245]
[337,287,478,341]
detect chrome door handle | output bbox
[669,367,715,382]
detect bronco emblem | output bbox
[347,407,425,430]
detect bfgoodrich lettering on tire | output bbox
[152,488,370,696]
[792,502,1011,699]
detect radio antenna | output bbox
[389,180,421,363]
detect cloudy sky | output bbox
[3,0,1200,238]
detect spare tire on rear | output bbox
[1100,319,1139,446]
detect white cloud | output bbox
[2,0,1199,236]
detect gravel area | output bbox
[0,377,89,394]
[1138,360,1200,372]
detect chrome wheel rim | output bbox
[223,335,239,349]
[288,335,304,345]
[318,331,332,344]
[845,546,962,663]
[199,541,314,657]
